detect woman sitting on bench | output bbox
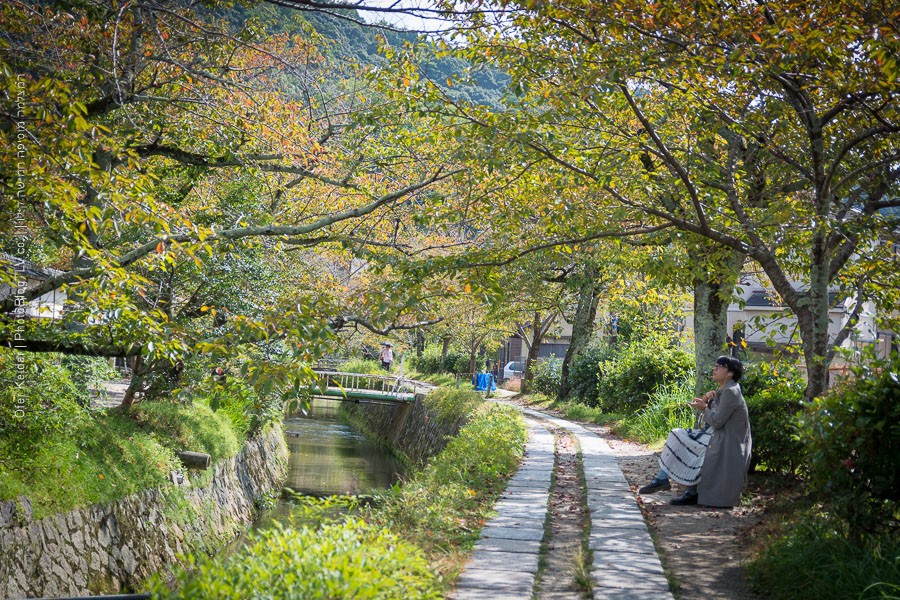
[638,355,752,508]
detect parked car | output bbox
[503,361,524,381]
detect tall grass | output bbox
[338,358,385,375]
[748,519,900,599]
[0,400,240,518]
[621,377,696,444]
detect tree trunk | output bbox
[522,311,550,394]
[559,264,602,401]
[415,330,425,357]
[441,335,451,363]
[691,249,744,394]
[119,355,145,410]
[794,260,833,402]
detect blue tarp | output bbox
[473,373,497,392]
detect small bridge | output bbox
[310,371,428,405]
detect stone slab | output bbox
[472,536,541,555]
[480,525,545,541]
[452,589,533,600]
[454,568,536,594]
[467,549,539,573]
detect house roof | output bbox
[744,290,843,309]
[0,253,63,280]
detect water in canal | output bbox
[252,398,407,531]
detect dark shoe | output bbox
[638,478,671,495]
[669,491,699,506]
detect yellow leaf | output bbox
[156,241,164,254]
[465,284,471,294]
[740,339,748,349]
[200,306,209,312]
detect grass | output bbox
[0,399,241,518]
[148,518,443,600]
[748,518,900,600]
[403,369,459,388]
[519,385,695,446]
[369,402,528,586]
[153,400,528,597]
[421,387,484,423]
[617,378,695,444]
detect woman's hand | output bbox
[690,391,715,410]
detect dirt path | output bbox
[534,428,590,599]
[509,396,767,600]
[591,425,763,600]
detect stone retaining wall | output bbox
[341,394,466,465]
[0,422,288,600]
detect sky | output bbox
[356,0,450,32]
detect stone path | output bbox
[452,404,674,600]
[451,419,554,600]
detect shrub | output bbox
[59,355,118,398]
[423,387,484,424]
[748,518,900,600]
[797,356,900,539]
[595,335,694,413]
[565,341,618,405]
[148,519,442,599]
[0,349,90,447]
[339,358,384,374]
[743,363,806,474]
[410,344,468,375]
[531,356,562,397]
[621,377,696,444]
[374,402,527,560]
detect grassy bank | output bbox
[152,397,528,598]
[0,399,244,519]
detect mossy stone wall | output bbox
[341,394,466,465]
[0,422,288,599]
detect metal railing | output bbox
[311,370,427,402]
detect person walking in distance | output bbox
[380,343,394,371]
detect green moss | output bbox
[0,399,244,518]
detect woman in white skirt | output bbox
[638,356,752,507]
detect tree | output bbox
[431,0,900,400]
[0,1,467,405]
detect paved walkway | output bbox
[452,403,674,600]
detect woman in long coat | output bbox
[639,355,752,507]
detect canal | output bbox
[250,398,407,531]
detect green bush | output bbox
[339,358,384,374]
[797,356,900,539]
[411,344,468,375]
[59,355,118,398]
[423,387,484,424]
[748,518,900,600]
[0,349,91,446]
[595,335,694,413]
[743,363,806,474]
[565,341,618,404]
[148,519,442,599]
[374,402,527,558]
[531,357,562,397]
[621,377,696,444]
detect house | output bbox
[496,319,572,371]
[684,277,898,382]
[0,253,67,320]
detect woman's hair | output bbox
[716,355,744,382]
